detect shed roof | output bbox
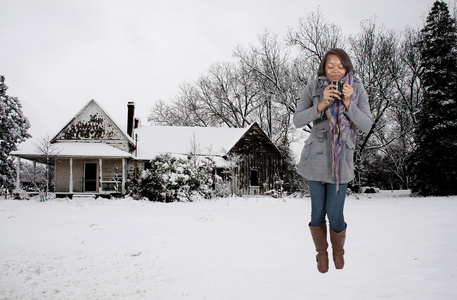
[133,124,251,160]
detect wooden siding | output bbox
[55,159,70,192]
[229,123,282,195]
[52,100,133,152]
[99,159,123,192]
[55,158,124,193]
[234,152,281,195]
[56,159,91,193]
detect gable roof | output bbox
[133,123,281,160]
[50,99,134,146]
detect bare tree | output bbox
[148,100,175,126]
[286,8,345,139]
[287,7,344,69]
[349,21,397,143]
[391,28,423,126]
[197,62,260,128]
[148,83,211,127]
[150,61,264,129]
[375,27,424,188]
[33,135,61,201]
[234,31,300,145]
[349,19,417,188]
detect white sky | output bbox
[1,0,437,138]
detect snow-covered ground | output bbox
[1,191,456,300]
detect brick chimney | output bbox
[127,102,135,138]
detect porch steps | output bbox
[71,193,97,200]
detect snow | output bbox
[48,142,131,158]
[1,191,457,300]
[11,141,131,158]
[134,125,250,160]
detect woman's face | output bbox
[325,54,346,81]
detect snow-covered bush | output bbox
[12,188,29,200]
[265,179,285,198]
[213,174,231,198]
[139,153,215,202]
[194,156,216,199]
[362,186,380,194]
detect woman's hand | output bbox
[342,83,353,110]
[317,84,342,114]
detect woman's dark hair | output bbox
[317,48,354,77]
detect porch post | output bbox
[15,157,20,190]
[99,158,103,193]
[122,158,126,194]
[69,158,73,193]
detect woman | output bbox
[293,49,373,273]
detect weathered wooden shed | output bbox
[227,123,282,195]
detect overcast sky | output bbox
[1,0,438,138]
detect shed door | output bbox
[84,163,97,192]
[250,169,259,187]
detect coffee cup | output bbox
[329,81,343,101]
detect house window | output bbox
[250,169,259,187]
[144,162,152,170]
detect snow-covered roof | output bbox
[133,125,251,160]
[54,142,131,158]
[11,124,257,164]
[12,142,131,160]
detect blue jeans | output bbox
[308,180,347,233]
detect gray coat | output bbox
[293,79,373,184]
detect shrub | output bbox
[139,153,215,202]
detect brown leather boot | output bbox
[330,224,347,270]
[309,223,329,273]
